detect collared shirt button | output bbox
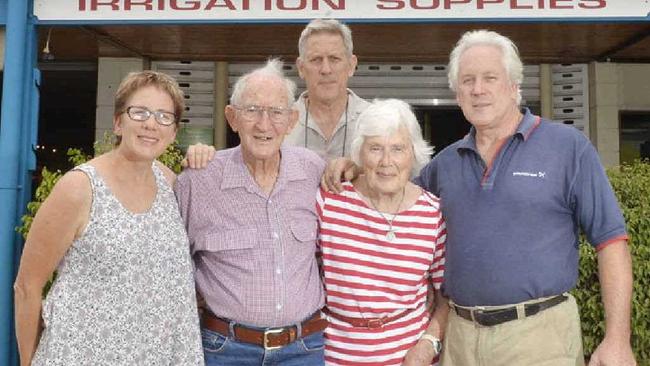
[276,304,282,311]
[272,232,279,239]
[276,268,281,275]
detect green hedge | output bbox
[573,160,650,365]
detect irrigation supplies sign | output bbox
[35,0,650,22]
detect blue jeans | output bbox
[201,325,324,366]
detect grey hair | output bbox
[298,18,354,59]
[230,58,296,108]
[350,99,433,178]
[447,30,524,105]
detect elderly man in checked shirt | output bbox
[175,59,328,366]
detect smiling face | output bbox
[456,44,519,130]
[297,32,357,104]
[225,74,297,164]
[360,126,414,197]
[113,85,177,161]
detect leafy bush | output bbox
[573,160,650,365]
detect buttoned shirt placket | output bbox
[265,190,286,326]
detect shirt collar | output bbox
[296,88,365,128]
[456,107,539,153]
[221,145,307,192]
[513,107,540,141]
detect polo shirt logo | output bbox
[513,171,546,178]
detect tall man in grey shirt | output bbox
[176,59,328,365]
[284,18,370,160]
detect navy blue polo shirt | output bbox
[415,108,627,306]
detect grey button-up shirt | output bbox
[175,145,326,327]
[285,89,370,160]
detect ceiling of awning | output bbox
[39,22,650,65]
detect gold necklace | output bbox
[367,186,406,242]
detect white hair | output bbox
[298,18,354,59]
[230,58,296,107]
[447,29,524,105]
[350,99,433,178]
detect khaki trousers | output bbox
[441,294,584,366]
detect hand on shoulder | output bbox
[181,143,216,170]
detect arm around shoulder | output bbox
[14,170,92,366]
[589,240,636,366]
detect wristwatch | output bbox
[419,334,442,355]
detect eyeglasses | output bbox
[125,106,177,126]
[234,105,292,124]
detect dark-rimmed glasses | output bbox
[125,106,177,126]
[234,105,292,125]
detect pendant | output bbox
[386,230,396,242]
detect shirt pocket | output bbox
[290,217,318,243]
[197,228,260,253]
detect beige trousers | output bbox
[441,294,584,366]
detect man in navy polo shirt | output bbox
[323,30,635,366]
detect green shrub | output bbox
[573,160,650,365]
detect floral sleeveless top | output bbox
[32,163,204,365]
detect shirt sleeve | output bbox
[570,142,627,248]
[174,173,196,255]
[414,157,440,195]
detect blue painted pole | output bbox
[9,13,39,366]
[0,0,30,364]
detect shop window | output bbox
[620,111,650,164]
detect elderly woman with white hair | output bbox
[317,99,447,366]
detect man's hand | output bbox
[181,143,216,169]
[321,157,358,193]
[588,337,636,366]
[402,339,436,366]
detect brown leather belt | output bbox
[324,307,416,329]
[202,311,328,350]
[453,295,568,327]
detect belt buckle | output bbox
[470,306,485,325]
[263,328,284,350]
[366,318,384,329]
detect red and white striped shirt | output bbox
[317,183,446,366]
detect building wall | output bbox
[619,64,650,111]
[95,57,144,141]
[590,62,650,167]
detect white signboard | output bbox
[34,0,650,22]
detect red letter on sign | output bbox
[410,0,441,9]
[204,0,236,10]
[578,0,605,9]
[549,0,573,9]
[90,0,119,10]
[125,0,153,10]
[316,0,345,10]
[510,0,532,9]
[477,0,503,9]
[444,0,470,10]
[170,0,201,10]
[377,0,405,9]
[276,0,307,10]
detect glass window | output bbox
[620,111,650,164]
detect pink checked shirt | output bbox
[175,145,326,327]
